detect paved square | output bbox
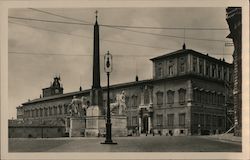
[9,136,241,152]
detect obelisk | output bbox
[90,11,104,115]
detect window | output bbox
[168,60,174,76]
[40,108,43,117]
[54,106,57,115]
[209,92,213,104]
[167,90,175,104]
[218,66,222,79]
[169,65,174,75]
[167,114,174,127]
[206,62,210,76]
[180,63,185,73]
[125,97,130,106]
[193,57,197,72]
[197,90,201,103]
[218,117,224,127]
[32,110,34,117]
[212,64,216,78]
[178,88,186,104]
[179,57,185,73]
[205,115,211,127]
[179,113,185,127]
[224,69,227,81]
[35,109,38,117]
[205,91,209,104]
[200,114,204,127]
[156,91,163,106]
[44,108,48,117]
[132,116,137,126]
[199,59,203,74]
[131,95,138,107]
[49,107,52,116]
[59,105,62,115]
[212,115,217,127]
[144,90,149,105]
[156,114,163,126]
[157,63,163,78]
[212,92,216,104]
[64,105,68,114]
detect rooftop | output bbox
[22,78,153,105]
[150,48,232,65]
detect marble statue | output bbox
[110,91,127,115]
[68,96,88,117]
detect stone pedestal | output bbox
[111,115,127,137]
[85,105,105,136]
[85,116,106,137]
[69,117,85,137]
[85,105,128,137]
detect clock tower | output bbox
[42,76,64,97]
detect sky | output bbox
[8,7,234,119]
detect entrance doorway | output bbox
[142,116,148,133]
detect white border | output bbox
[1,0,249,159]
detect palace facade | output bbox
[15,45,233,137]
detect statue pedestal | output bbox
[85,105,105,137]
[110,115,127,137]
[67,117,85,137]
[85,106,127,137]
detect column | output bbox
[204,59,206,75]
[187,80,193,106]
[138,116,141,134]
[149,86,153,105]
[148,116,151,134]
[197,57,200,73]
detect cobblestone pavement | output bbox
[9,135,241,152]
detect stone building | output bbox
[226,7,242,136]
[13,44,233,137]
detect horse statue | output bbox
[110,91,127,115]
[68,96,88,117]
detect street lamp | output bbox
[101,51,117,144]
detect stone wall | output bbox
[9,126,65,138]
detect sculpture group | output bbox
[110,91,127,115]
[68,91,127,117]
[68,96,88,117]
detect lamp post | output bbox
[101,51,117,144]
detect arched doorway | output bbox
[142,116,148,133]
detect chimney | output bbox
[182,43,186,50]
[135,75,139,82]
